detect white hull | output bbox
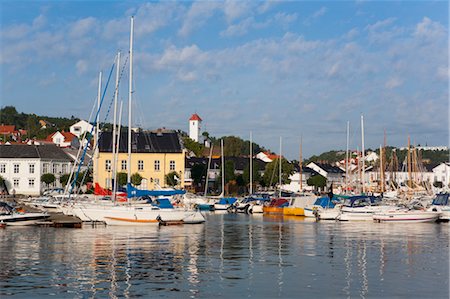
[304,207,315,218]
[373,210,440,223]
[70,205,204,225]
[249,205,264,213]
[339,206,392,221]
[0,213,49,226]
[214,204,231,210]
[428,206,450,221]
[317,209,340,220]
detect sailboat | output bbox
[264,137,289,215]
[68,17,205,225]
[213,139,237,211]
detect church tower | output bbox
[189,113,202,142]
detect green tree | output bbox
[191,163,207,186]
[165,171,180,187]
[131,173,143,186]
[41,173,56,188]
[307,175,327,190]
[182,136,205,156]
[262,158,294,187]
[117,172,127,187]
[243,159,262,186]
[59,174,70,187]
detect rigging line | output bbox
[69,61,116,196]
[72,55,130,192]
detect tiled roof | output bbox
[0,144,72,160]
[189,113,202,121]
[185,156,267,171]
[99,131,183,153]
[0,125,16,134]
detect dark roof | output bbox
[293,164,319,174]
[312,162,345,174]
[185,156,267,171]
[0,144,72,161]
[98,131,182,153]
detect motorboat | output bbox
[337,195,392,221]
[263,198,289,215]
[213,197,237,211]
[373,208,440,223]
[231,196,270,214]
[283,193,317,216]
[0,202,49,226]
[427,193,450,221]
[304,196,341,218]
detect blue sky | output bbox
[1,1,448,159]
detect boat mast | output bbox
[379,144,383,194]
[204,144,213,196]
[345,121,349,195]
[112,52,120,202]
[407,136,412,190]
[279,137,282,196]
[250,131,253,195]
[221,139,225,196]
[127,17,134,186]
[299,136,303,192]
[94,71,102,193]
[361,115,366,194]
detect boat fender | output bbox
[244,204,251,214]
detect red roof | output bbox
[46,131,77,142]
[0,125,16,134]
[189,113,202,121]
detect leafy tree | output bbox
[41,173,56,188]
[262,158,294,187]
[165,171,180,187]
[235,174,245,187]
[60,174,70,187]
[131,173,143,186]
[191,163,207,186]
[211,136,266,157]
[182,136,205,156]
[307,175,327,190]
[242,159,262,186]
[117,172,127,187]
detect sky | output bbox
[0,1,448,159]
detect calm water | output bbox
[0,213,448,298]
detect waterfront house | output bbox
[46,131,79,148]
[70,120,94,139]
[281,165,320,193]
[0,144,72,196]
[97,130,186,190]
[306,162,345,186]
[432,162,450,188]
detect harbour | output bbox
[0,213,448,298]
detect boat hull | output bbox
[283,207,304,216]
[263,206,284,215]
[0,213,49,226]
[373,211,440,223]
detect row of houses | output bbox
[1,129,449,195]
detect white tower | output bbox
[189,113,202,142]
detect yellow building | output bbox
[96,130,185,190]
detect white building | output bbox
[189,113,202,142]
[0,144,73,196]
[432,162,450,187]
[70,120,94,138]
[46,131,78,148]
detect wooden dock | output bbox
[37,213,83,228]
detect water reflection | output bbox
[0,215,448,298]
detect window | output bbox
[29,164,35,174]
[121,160,127,171]
[13,164,19,174]
[62,164,67,174]
[138,160,144,171]
[154,160,160,171]
[169,160,176,171]
[43,163,49,173]
[105,160,111,171]
[13,179,19,187]
[29,179,35,188]
[52,164,58,174]
[154,178,160,185]
[0,164,5,173]
[105,178,111,189]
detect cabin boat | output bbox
[213,197,237,211]
[427,193,450,221]
[232,196,270,214]
[338,195,392,221]
[283,194,317,216]
[304,196,340,218]
[373,208,440,223]
[0,202,49,226]
[263,198,289,215]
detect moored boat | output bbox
[427,193,450,221]
[373,209,440,223]
[0,202,49,226]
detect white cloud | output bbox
[366,17,396,31]
[385,77,403,89]
[178,2,221,37]
[76,59,88,75]
[221,17,255,37]
[304,6,328,25]
[177,70,197,82]
[414,17,447,41]
[223,0,253,22]
[70,17,97,39]
[273,12,298,29]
